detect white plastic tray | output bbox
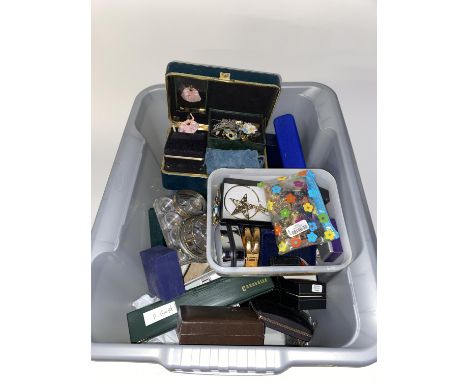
[207,168,352,275]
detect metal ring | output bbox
[172,190,206,218]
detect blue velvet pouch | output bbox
[140,246,185,301]
[205,148,260,174]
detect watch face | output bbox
[222,183,270,222]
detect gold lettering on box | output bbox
[241,278,267,292]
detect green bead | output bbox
[280,208,291,218]
[318,213,329,223]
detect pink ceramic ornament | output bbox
[178,114,199,134]
[181,86,202,103]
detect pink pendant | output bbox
[181,86,201,103]
[178,114,199,134]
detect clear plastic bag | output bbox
[262,170,339,255]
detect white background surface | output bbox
[3,1,468,382]
[91,0,376,227]
[91,1,376,377]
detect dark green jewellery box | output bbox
[161,61,281,194]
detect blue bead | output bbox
[307,232,318,243]
[308,221,317,231]
[272,185,282,194]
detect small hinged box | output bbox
[162,62,281,193]
[276,277,327,310]
[176,305,264,345]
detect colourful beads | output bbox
[303,202,314,212]
[284,193,297,203]
[278,241,288,253]
[308,221,317,231]
[307,232,318,243]
[318,213,329,223]
[290,237,302,248]
[263,170,340,255]
[324,230,335,240]
[293,180,304,188]
[272,185,282,194]
[274,224,282,236]
[267,200,274,211]
[280,208,291,218]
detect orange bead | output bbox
[290,236,302,248]
[284,193,297,203]
[274,225,282,236]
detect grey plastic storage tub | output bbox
[91,82,377,372]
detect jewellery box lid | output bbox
[165,61,281,128]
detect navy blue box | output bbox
[273,114,307,168]
[140,246,185,302]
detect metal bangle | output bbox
[172,190,206,218]
[178,214,207,263]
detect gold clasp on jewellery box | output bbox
[219,72,231,81]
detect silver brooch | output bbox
[211,119,260,141]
